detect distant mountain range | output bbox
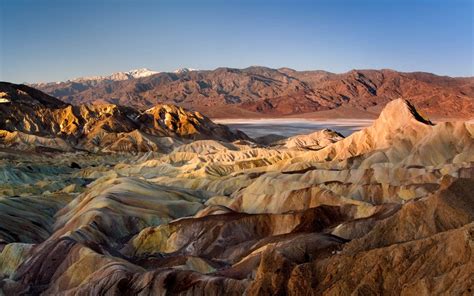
[30,67,474,119]
[32,68,201,86]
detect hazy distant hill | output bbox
[31,67,474,119]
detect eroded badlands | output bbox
[0,83,473,295]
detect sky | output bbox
[0,0,473,83]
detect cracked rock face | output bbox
[0,84,473,295]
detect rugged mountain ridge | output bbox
[31,67,474,119]
[33,68,159,86]
[0,82,248,153]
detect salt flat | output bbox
[214,118,374,137]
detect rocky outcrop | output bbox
[0,83,248,153]
[271,129,344,150]
[0,82,67,108]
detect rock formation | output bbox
[0,82,248,153]
[0,87,472,295]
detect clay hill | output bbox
[0,82,248,153]
[0,80,473,295]
[31,67,474,119]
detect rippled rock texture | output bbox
[0,93,473,295]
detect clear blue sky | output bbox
[0,0,472,83]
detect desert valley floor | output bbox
[214,119,373,138]
[0,82,473,295]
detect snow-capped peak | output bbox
[30,68,200,86]
[126,68,160,78]
[69,68,159,83]
[174,68,198,74]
